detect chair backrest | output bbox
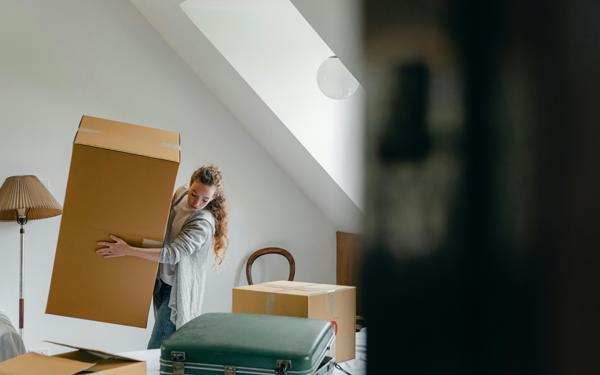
[246,247,295,285]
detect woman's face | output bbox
[187,181,216,210]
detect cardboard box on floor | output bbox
[0,342,145,374]
[46,115,179,327]
[232,280,356,362]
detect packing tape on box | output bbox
[265,293,276,314]
[276,284,338,296]
[301,285,338,292]
[78,128,101,134]
[262,288,337,316]
[267,284,304,290]
[327,290,336,316]
[160,142,180,150]
[282,286,337,315]
[265,283,337,293]
[261,283,339,315]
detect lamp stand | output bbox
[0,175,63,342]
[17,209,27,339]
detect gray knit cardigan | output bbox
[159,186,215,329]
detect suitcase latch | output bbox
[275,360,292,375]
[224,366,237,375]
[171,351,186,361]
[171,352,186,375]
[172,361,185,375]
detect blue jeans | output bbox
[147,278,176,349]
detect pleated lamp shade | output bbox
[0,175,62,221]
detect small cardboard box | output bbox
[232,280,356,362]
[0,342,145,374]
[46,115,180,327]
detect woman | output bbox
[96,164,228,349]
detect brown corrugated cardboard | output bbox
[232,280,356,362]
[0,342,145,374]
[46,115,179,327]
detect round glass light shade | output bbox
[317,56,359,100]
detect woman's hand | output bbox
[96,235,162,262]
[96,235,131,258]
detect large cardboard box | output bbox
[0,342,145,374]
[46,115,179,327]
[232,280,356,362]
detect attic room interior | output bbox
[1,0,600,374]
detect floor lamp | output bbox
[0,175,62,340]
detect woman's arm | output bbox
[96,235,162,262]
[96,216,213,264]
[158,218,213,264]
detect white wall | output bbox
[0,0,336,354]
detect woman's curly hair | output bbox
[190,164,228,266]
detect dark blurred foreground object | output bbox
[363,0,600,374]
[378,63,431,164]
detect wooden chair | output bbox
[246,247,295,285]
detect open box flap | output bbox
[0,352,94,375]
[45,341,141,362]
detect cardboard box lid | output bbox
[0,342,143,375]
[234,280,355,296]
[75,115,180,163]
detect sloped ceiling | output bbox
[289,0,363,83]
[130,0,364,233]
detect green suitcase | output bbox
[160,313,335,375]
